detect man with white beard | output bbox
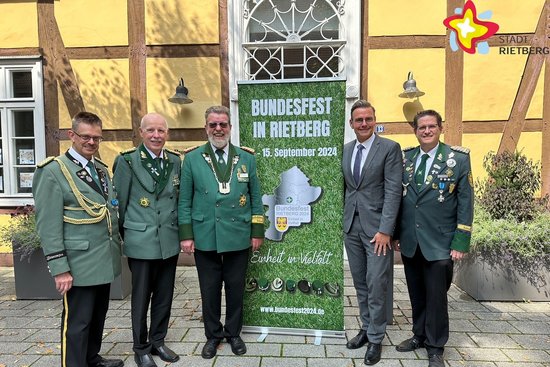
[178,106,265,359]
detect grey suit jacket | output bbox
[342,135,403,237]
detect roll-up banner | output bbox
[239,80,346,336]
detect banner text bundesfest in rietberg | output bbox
[239,81,345,332]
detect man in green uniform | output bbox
[393,110,474,367]
[113,113,181,367]
[32,112,123,367]
[178,105,264,359]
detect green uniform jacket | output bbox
[32,153,122,286]
[178,143,264,252]
[113,145,182,260]
[395,143,474,261]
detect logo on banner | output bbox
[443,0,499,55]
[276,216,289,232]
[263,166,322,241]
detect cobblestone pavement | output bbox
[0,264,549,367]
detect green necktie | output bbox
[415,153,429,188]
[155,157,163,174]
[215,149,226,171]
[86,161,101,186]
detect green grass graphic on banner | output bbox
[239,81,345,331]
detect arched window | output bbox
[242,0,346,80]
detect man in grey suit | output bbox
[113,113,181,367]
[342,100,403,365]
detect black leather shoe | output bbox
[201,338,221,359]
[395,336,425,352]
[428,354,445,367]
[364,342,381,365]
[134,353,156,367]
[90,357,124,367]
[151,345,179,363]
[227,336,247,355]
[346,330,369,349]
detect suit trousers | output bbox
[344,215,391,344]
[402,246,454,355]
[128,255,178,354]
[61,283,110,367]
[194,248,249,340]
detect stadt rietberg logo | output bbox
[443,0,499,55]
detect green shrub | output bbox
[0,205,41,262]
[477,150,547,221]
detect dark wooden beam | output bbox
[360,1,369,99]
[376,119,543,135]
[219,0,229,106]
[57,128,206,142]
[0,48,41,57]
[128,0,147,146]
[37,0,60,157]
[498,2,548,154]
[542,9,550,198]
[444,0,464,146]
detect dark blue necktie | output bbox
[353,145,364,185]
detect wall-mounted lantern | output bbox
[168,78,193,104]
[398,72,425,99]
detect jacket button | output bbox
[416,224,419,228]
[232,218,236,222]
[216,218,220,222]
[232,205,235,208]
[216,203,220,207]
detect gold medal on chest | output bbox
[139,197,150,207]
[240,194,247,206]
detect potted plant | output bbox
[454,151,550,301]
[1,205,132,300]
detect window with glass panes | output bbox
[0,59,45,205]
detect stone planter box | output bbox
[13,248,131,300]
[453,253,550,301]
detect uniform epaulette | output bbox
[37,156,55,168]
[403,146,415,152]
[165,148,182,157]
[451,145,470,154]
[120,147,137,155]
[94,157,109,168]
[183,145,200,154]
[240,146,256,154]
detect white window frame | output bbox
[228,0,361,144]
[0,57,45,206]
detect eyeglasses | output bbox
[72,130,104,143]
[416,124,439,132]
[207,122,229,129]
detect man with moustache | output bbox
[394,109,473,367]
[342,100,402,365]
[113,113,181,367]
[33,112,123,367]
[178,105,264,359]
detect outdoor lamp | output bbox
[168,78,193,104]
[398,72,425,99]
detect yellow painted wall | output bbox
[483,0,544,33]
[146,57,222,129]
[59,59,132,130]
[55,0,128,47]
[0,214,11,252]
[145,0,219,45]
[463,49,527,121]
[0,3,38,48]
[368,49,445,122]
[369,0,446,36]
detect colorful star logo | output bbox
[443,0,499,54]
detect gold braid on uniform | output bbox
[54,158,112,235]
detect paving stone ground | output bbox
[0,264,548,367]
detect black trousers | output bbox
[128,255,178,354]
[61,283,110,367]
[194,248,249,340]
[402,246,454,355]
